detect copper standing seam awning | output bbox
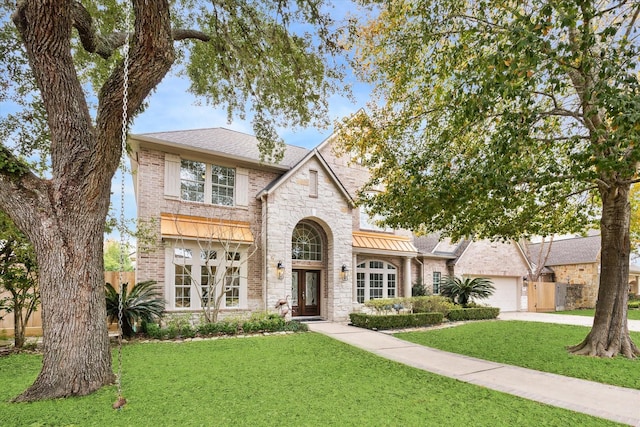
[160,213,254,243]
[352,230,418,255]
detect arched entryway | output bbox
[291,220,327,317]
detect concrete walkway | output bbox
[307,313,640,426]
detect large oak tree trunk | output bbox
[2,0,176,401]
[14,214,114,401]
[569,183,640,358]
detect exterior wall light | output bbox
[340,264,350,282]
[277,261,285,280]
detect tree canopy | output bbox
[340,0,639,241]
[341,0,640,358]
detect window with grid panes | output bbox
[170,245,246,310]
[355,260,398,302]
[180,160,235,206]
[433,271,441,294]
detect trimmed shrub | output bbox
[242,312,286,333]
[144,322,164,340]
[364,297,407,314]
[349,312,443,330]
[628,300,640,309]
[447,307,500,321]
[282,320,309,332]
[410,296,456,317]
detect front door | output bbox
[292,270,320,316]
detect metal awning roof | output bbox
[352,231,418,256]
[160,213,254,243]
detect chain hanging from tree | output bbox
[113,0,132,411]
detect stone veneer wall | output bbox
[550,263,599,309]
[263,156,354,321]
[134,146,282,316]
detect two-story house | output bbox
[130,127,529,322]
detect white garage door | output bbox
[473,276,519,312]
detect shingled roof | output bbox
[134,127,310,168]
[528,234,601,266]
[413,233,468,259]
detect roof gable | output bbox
[256,148,354,207]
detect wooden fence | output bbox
[527,281,567,312]
[0,271,135,338]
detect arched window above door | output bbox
[292,223,322,261]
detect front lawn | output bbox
[395,321,640,389]
[0,333,619,426]
[554,309,640,320]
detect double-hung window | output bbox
[180,160,235,206]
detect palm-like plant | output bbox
[106,280,165,338]
[440,276,495,307]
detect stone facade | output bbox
[550,263,600,309]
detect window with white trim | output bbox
[356,261,397,303]
[180,160,235,206]
[292,223,322,261]
[168,244,247,310]
[433,271,441,294]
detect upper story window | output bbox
[180,160,235,206]
[359,207,392,232]
[292,223,322,261]
[359,191,392,232]
[180,160,206,202]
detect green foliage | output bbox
[145,313,305,339]
[165,315,196,339]
[447,308,501,322]
[349,312,443,330]
[339,0,640,241]
[241,312,285,333]
[103,240,134,272]
[0,211,39,348]
[441,276,495,307]
[410,296,456,317]
[363,297,407,313]
[628,301,640,309]
[105,280,165,338]
[411,279,429,296]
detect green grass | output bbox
[0,333,620,426]
[554,309,640,320]
[396,321,640,389]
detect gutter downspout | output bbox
[415,256,424,289]
[261,193,268,312]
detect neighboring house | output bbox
[528,234,640,308]
[129,127,532,321]
[414,235,530,311]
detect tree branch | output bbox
[0,145,49,239]
[71,1,210,59]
